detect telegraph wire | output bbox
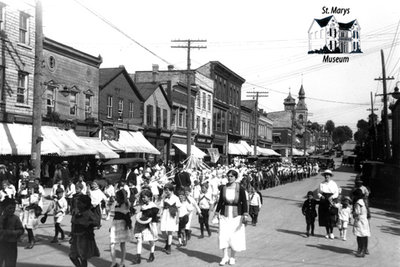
[71,0,172,65]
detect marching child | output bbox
[45,188,68,243]
[103,179,115,221]
[69,194,100,267]
[0,197,24,267]
[248,186,262,226]
[159,183,181,255]
[65,179,76,214]
[184,186,201,242]
[302,191,318,237]
[110,189,130,267]
[176,190,193,247]
[133,189,159,264]
[335,196,352,241]
[197,182,212,238]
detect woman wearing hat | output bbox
[317,169,339,239]
[214,169,248,266]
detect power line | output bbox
[71,0,172,65]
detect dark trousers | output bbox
[305,216,315,234]
[249,205,260,224]
[55,222,65,239]
[26,228,34,243]
[199,209,210,235]
[0,241,17,267]
[178,215,189,238]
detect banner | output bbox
[207,148,220,163]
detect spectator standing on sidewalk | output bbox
[317,170,339,239]
[302,191,318,237]
[352,189,370,257]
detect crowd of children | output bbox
[0,160,373,266]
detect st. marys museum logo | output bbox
[308,7,362,63]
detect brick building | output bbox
[99,66,144,133]
[135,81,172,162]
[197,61,245,162]
[135,65,202,162]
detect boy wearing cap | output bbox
[334,196,352,241]
[302,191,318,237]
[44,188,68,243]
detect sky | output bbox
[39,0,400,134]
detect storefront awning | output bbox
[80,137,120,159]
[0,123,97,156]
[101,130,160,155]
[173,143,207,158]
[228,142,249,155]
[41,127,98,156]
[250,145,281,156]
[292,148,308,156]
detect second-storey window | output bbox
[162,109,168,128]
[107,96,112,118]
[46,88,55,114]
[202,92,206,109]
[156,107,161,128]
[207,94,211,111]
[17,72,28,104]
[19,12,29,44]
[69,92,77,116]
[146,105,153,126]
[129,101,134,118]
[118,99,123,120]
[85,94,92,119]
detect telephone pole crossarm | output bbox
[171,39,207,157]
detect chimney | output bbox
[167,64,174,71]
[152,64,159,83]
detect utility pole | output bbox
[246,91,268,156]
[31,0,43,179]
[171,39,206,157]
[374,50,394,161]
[367,92,378,159]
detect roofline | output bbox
[136,82,173,109]
[43,37,102,67]
[209,61,246,83]
[100,67,145,101]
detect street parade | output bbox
[0,0,400,266]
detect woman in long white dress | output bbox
[214,169,249,266]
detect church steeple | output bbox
[284,88,296,111]
[296,83,308,123]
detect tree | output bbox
[311,122,322,132]
[354,119,369,145]
[325,120,335,135]
[332,125,353,144]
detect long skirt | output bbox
[318,197,337,227]
[218,215,246,252]
[69,232,100,260]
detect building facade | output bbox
[135,81,172,162]
[308,15,361,53]
[197,61,245,161]
[42,37,102,136]
[0,0,36,124]
[99,66,144,135]
[134,65,198,161]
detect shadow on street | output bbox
[306,244,354,255]
[176,247,220,263]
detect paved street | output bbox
[16,167,400,267]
